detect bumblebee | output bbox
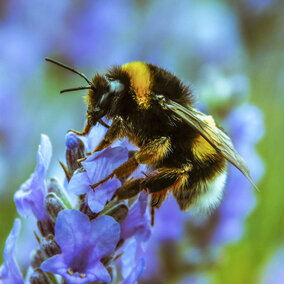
[46,58,257,213]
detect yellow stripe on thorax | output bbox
[192,115,217,161]
[122,62,153,109]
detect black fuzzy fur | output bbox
[86,62,226,210]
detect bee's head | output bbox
[85,74,124,126]
[44,57,125,127]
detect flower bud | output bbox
[30,268,52,284]
[40,234,61,258]
[65,132,85,175]
[30,249,45,269]
[37,218,55,237]
[45,192,66,222]
[101,253,114,266]
[47,178,72,209]
[104,202,129,224]
[79,199,98,219]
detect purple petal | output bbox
[0,219,24,284]
[87,178,121,213]
[40,254,67,278]
[41,254,108,284]
[42,210,119,283]
[122,257,145,284]
[131,164,149,179]
[14,173,48,220]
[85,261,111,283]
[68,171,91,195]
[121,193,151,242]
[81,146,128,184]
[121,239,138,278]
[121,238,146,282]
[113,138,138,151]
[14,135,51,220]
[36,134,52,174]
[84,122,108,153]
[89,215,121,261]
[14,175,35,218]
[54,210,91,257]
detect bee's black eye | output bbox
[98,93,111,109]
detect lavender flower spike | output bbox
[0,219,24,284]
[14,134,52,221]
[41,209,120,284]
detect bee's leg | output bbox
[86,117,125,156]
[69,122,91,136]
[114,167,183,202]
[113,178,144,199]
[98,119,109,128]
[144,166,192,208]
[68,119,109,138]
[151,207,155,226]
[91,137,171,189]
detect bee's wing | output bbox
[166,99,259,191]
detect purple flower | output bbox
[0,219,24,284]
[14,134,52,220]
[40,209,120,284]
[81,146,128,184]
[68,146,128,213]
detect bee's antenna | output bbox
[45,57,93,86]
[60,86,92,94]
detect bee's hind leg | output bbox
[114,167,186,205]
[113,175,171,227]
[114,165,191,225]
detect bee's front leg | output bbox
[86,116,125,157]
[69,122,91,136]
